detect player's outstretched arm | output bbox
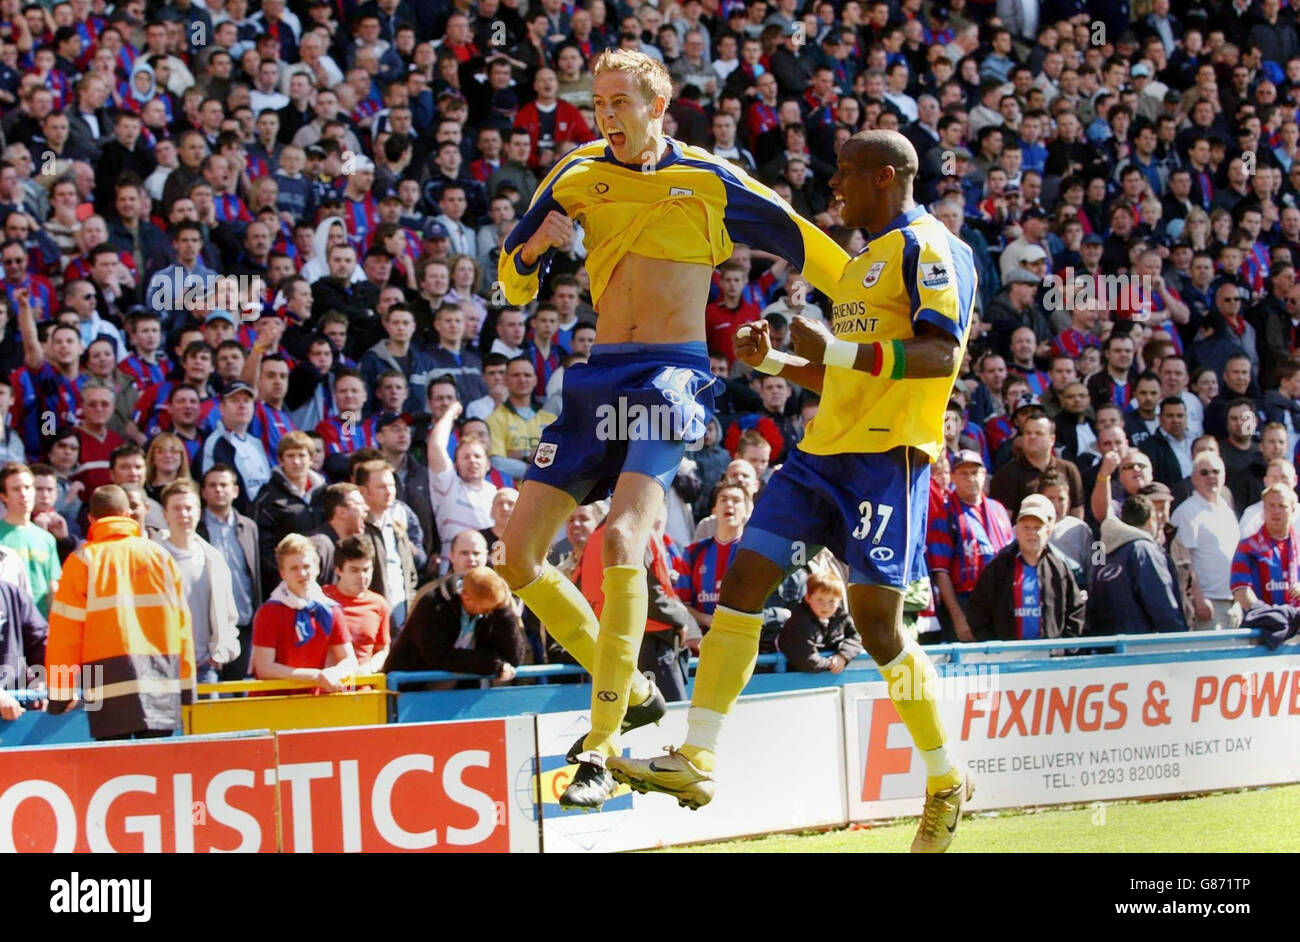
[734,319,826,393]
[709,154,849,297]
[789,316,959,378]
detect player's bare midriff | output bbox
[593,252,711,345]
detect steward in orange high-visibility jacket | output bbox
[45,506,196,740]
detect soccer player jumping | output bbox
[609,130,978,852]
[493,50,847,809]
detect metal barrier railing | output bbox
[386,628,1264,690]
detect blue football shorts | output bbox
[738,445,931,588]
[524,341,715,504]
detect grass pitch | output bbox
[655,784,1300,853]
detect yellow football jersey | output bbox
[497,137,848,306]
[800,206,977,460]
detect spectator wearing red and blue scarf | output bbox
[927,450,1014,642]
[1232,484,1300,610]
[251,537,355,695]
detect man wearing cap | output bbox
[926,449,1013,642]
[1089,493,1188,634]
[964,493,1086,641]
[1000,205,1053,282]
[199,381,273,514]
[986,267,1051,359]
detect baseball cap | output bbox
[1012,394,1042,417]
[1022,206,1049,221]
[952,449,984,469]
[1138,482,1173,501]
[220,380,255,400]
[1017,494,1057,526]
[1164,89,1183,104]
[1081,233,1104,246]
[305,144,326,159]
[952,146,973,160]
[930,4,949,20]
[374,411,412,432]
[351,155,375,173]
[1006,268,1041,286]
[422,220,450,240]
[205,309,236,326]
[1131,64,1152,78]
[1022,243,1048,261]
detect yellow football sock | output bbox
[582,565,648,757]
[513,563,599,672]
[513,563,651,705]
[679,606,763,773]
[879,641,962,794]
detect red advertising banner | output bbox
[274,719,536,853]
[0,735,278,853]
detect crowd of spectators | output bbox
[5,0,1300,714]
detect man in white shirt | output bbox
[427,399,496,547]
[1170,452,1241,630]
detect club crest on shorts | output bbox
[919,261,951,288]
[861,260,886,287]
[534,442,558,467]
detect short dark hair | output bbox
[322,482,361,520]
[201,463,238,488]
[109,443,145,470]
[335,534,374,569]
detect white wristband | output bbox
[754,351,783,375]
[823,338,857,370]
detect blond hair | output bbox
[275,533,319,568]
[591,49,672,105]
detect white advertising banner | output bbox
[536,688,846,853]
[843,653,1300,822]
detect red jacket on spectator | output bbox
[704,296,761,366]
[513,100,594,169]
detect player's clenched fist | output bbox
[733,320,772,367]
[522,211,575,264]
[789,314,835,363]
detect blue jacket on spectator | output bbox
[1087,516,1188,635]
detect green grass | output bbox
[655,785,1300,853]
